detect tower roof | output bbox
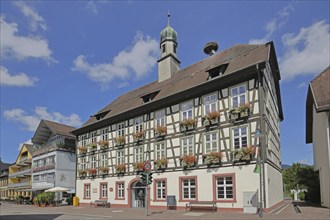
[160,13,177,44]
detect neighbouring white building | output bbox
[306,66,330,208]
[72,18,284,212]
[31,120,76,199]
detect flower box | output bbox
[88,168,97,178]
[133,131,144,142]
[154,158,168,170]
[179,155,197,169]
[78,170,87,179]
[115,164,126,174]
[99,140,108,148]
[78,146,88,155]
[98,167,109,175]
[133,162,145,173]
[203,152,222,166]
[115,136,125,147]
[232,146,255,162]
[89,143,97,153]
[229,103,251,123]
[154,126,167,138]
[180,119,196,132]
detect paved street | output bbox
[0,200,329,220]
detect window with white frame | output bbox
[134,146,143,162]
[117,182,125,199]
[81,157,87,170]
[100,153,107,167]
[204,132,218,153]
[232,127,248,149]
[182,136,194,156]
[84,184,90,199]
[135,116,143,132]
[181,101,193,120]
[204,93,217,114]
[100,183,107,199]
[90,131,97,144]
[117,122,125,136]
[216,176,234,199]
[182,178,196,199]
[155,143,166,160]
[156,180,166,199]
[117,150,125,165]
[231,84,246,108]
[90,155,97,169]
[33,175,39,182]
[101,128,108,141]
[155,109,165,127]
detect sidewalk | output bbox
[1,200,329,220]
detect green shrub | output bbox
[298,192,305,201]
[66,197,73,205]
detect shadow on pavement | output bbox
[1,214,62,220]
[148,210,165,216]
[293,201,323,208]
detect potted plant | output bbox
[88,168,97,177]
[154,126,167,137]
[99,140,108,151]
[115,136,125,147]
[154,158,168,170]
[203,152,222,166]
[133,131,144,141]
[89,143,97,153]
[180,119,196,131]
[133,162,145,173]
[78,146,87,155]
[179,155,197,168]
[203,111,220,126]
[99,167,109,176]
[115,164,126,174]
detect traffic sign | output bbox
[144,161,151,171]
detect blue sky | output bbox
[1,1,329,165]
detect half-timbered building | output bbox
[72,19,284,212]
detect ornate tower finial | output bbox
[167,10,170,26]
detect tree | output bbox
[282,163,320,204]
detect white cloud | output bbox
[280,20,330,80]
[72,32,158,85]
[86,1,98,15]
[18,139,32,151]
[14,1,47,31]
[249,4,294,44]
[0,16,55,62]
[0,66,38,87]
[297,82,307,89]
[4,107,82,132]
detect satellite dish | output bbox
[203,42,219,56]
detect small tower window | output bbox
[162,44,166,53]
[173,44,177,54]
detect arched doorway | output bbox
[131,181,145,208]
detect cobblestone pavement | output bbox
[1,200,329,220]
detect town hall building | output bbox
[72,18,284,212]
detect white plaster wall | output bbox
[264,164,283,208]
[77,164,260,209]
[312,107,330,208]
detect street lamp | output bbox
[255,128,264,218]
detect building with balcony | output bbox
[72,18,284,212]
[8,144,33,200]
[31,119,76,197]
[0,160,12,200]
[306,66,330,208]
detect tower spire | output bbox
[167,10,170,26]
